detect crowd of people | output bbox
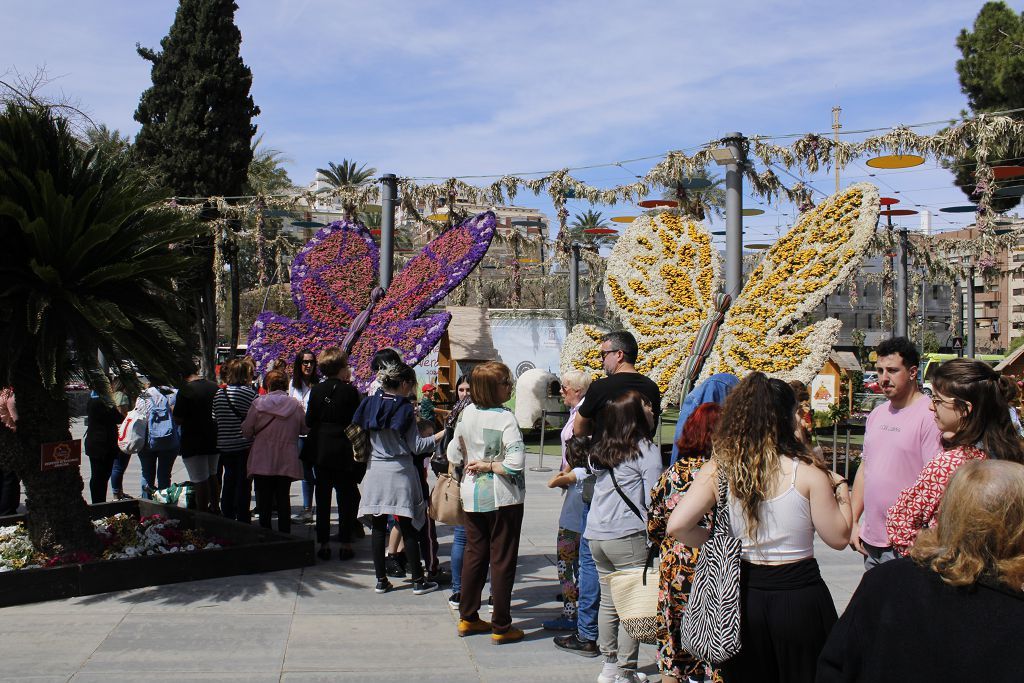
[5,330,1020,682]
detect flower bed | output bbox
[1,513,226,571]
[0,500,314,606]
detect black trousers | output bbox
[371,514,423,581]
[313,465,361,544]
[721,558,837,683]
[416,465,439,572]
[254,475,292,534]
[0,467,20,516]
[219,449,252,523]
[87,455,115,504]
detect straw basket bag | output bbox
[606,548,660,645]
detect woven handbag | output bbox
[680,470,742,664]
[606,545,660,645]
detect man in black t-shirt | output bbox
[174,370,220,513]
[573,330,661,442]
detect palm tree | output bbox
[0,105,202,554]
[661,170,726,221]
[315,159,377,218]
[569,209,617,249]
[246,135,293,196]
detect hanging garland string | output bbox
[165,114,1024,298]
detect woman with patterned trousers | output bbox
[648,402,722,683]
[447,361,527,645]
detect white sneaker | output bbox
[597,671,648,683]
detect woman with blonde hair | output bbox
[819,459,1024,682]
[542,369,592,632]
[667,373,852,683]
[447,361,527,644]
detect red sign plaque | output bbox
[40,440,82,471]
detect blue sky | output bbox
[3,0,1021,243]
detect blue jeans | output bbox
[110,451,130,494]
[298,438,315,509]
[451,524,466,593]
[577,502,600,641]
[139,448,176,498]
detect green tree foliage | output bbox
[245,135,292,196]
[0,105,203,554]
[950,2,1024,211]
[133,0,260,375]
[569,209,616,249]
[133,0,259,197]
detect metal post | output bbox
[380,173,398,289]
[895,228,909,337]
[531,408,553,472]
[569,243,580,322]
[724,133,746,299]
[967,265,976,358]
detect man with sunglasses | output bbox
[573,331,661,442]
[851,336,941,569]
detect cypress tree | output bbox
[134,0,259,374]
[134,0,259,197]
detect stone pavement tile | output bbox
[0,613,126,678]
[73,675,279,683]
[121,570,304,614]
[283,673,481,683]
[284,613,472,672]
[78,613,290,674]
[0,677,68,683]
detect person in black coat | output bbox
[303,347,363,561]
[817,459,1024,683]
[85,388,126,504]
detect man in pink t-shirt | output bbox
[851,337,942,569]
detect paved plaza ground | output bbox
[0,419,865,682]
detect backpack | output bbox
[117,409,148,455]
[146,388,179,451]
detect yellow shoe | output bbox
[458,619,492,637]
[491,626,525,645]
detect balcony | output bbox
[975,291,1002,304]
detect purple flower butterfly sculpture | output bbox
[247,211,497,391]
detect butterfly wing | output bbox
[347,312,451,392]
[560,323,607,381]
[374,211,497,325]
[603,212,722,402]
[291,220,378,326]
[247,220,375,372]
[705,183,880,383]
[246,314,350,375]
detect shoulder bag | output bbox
[429,460,466,526]
[679,469,742,664]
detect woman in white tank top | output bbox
[667,373,852,683]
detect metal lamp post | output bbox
[712,133,746,298]
[380,173,398,289]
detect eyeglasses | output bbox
[930,394,956,408]
[599,349,621,359]
[301,360,314,366]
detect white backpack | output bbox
[117,408,148,454]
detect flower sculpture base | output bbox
[0,500,314,607]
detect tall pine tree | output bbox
[134,0,259,373]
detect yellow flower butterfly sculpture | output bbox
[560,183,880,407]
